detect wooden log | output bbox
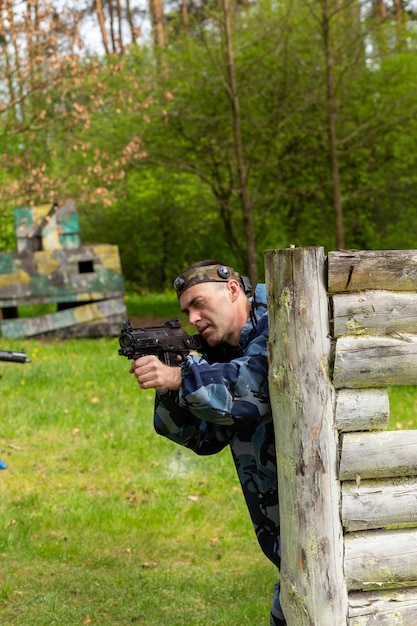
[0,291,125,308]
[328,250,417,292]
[265,247,347,626]
[0,297,126,338]
[335,389,389,432]
[342,477,417,531]
[344,528,417,591]
[333,334,417,388]
[33,319,123,339]
[331,291,417,337]
[348,588,417,625]
[339,430,417,481]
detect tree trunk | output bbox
[181,0,189,31]
[222,0,258,285]
[95,0,110,55]
[393,0,403,44]
[322,0,345,249]
[6,0,25,119]
[125,0,138,43]
[0,4,16,119]
[115,0,124,51]
[108,0,117,53]
[149,0,165,48]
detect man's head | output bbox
[174,260,250,347]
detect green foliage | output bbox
[388,386,417,430]
[79,167,239,289]
[3,0,417,286]
[0,212,16,253]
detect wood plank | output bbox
[328,250,417,292]
[265,246,347,626]
[342,477,417,531]
[333,334,417,388]
[0,298,126,338]
[348,588,417,625]
[0,291,124,308]
[34,320,123,339]
[335,389,389,432]
[331,291,417,337]
[339,430,417,481]
[344,528,417,591]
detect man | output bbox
[130,260,286,625]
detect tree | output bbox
[119,1,302,283]
[0,1,150,216]
[221,0,258,283]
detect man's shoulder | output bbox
[253,283,268,310]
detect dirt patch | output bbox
[127,316,171,329]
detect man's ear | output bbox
[228,279,241,301]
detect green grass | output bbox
[0,333,276,625]
[124,291,182,321]
[0,293,415,624]
[388,386,417,430]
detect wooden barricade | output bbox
[265,247,417,626]
[0,202,126,338]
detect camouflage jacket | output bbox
[154,284,280,569]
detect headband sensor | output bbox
[174,264,240,297]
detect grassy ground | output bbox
[0,294,415,625]
[0,324,276,625]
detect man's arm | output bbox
[154,316,270,444]
[178,333,270,428]
[130,355,182,391]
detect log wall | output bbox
[265,247,417,626]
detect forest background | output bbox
[1,0,417,289]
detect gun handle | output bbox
[163,352,184,367]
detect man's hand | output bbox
[130,355,182,391]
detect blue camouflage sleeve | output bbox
[153,314,270,455]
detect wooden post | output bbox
[265,247,348,626]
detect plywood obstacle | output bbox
[265,247,417,626]
[0,201,126,338]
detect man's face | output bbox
[179,281,238,346]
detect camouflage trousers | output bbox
[270,581,286,625]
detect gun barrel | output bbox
[0,350,31,363]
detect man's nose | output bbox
[188,309,200,325]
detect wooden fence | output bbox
[265,247,417,626]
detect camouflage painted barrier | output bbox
[0,202,126,338]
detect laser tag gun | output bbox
[118,318,203,365]
[0,349,31,364]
